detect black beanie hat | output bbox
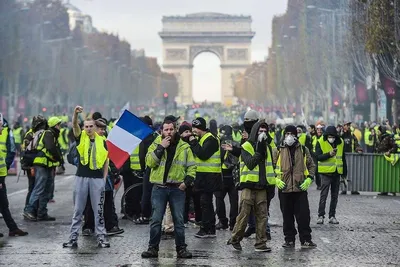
[192,117,207,131]
[284,125,297,135]
[179,124,192,135]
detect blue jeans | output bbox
[149,185,186,249]
[24,166,54,218]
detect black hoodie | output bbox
[239,121,271,190]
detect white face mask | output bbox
[328,137,335,144]
[284,135,296,146]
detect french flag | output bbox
[106,110,154,169]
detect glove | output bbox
[275,178,286,190]
[300,177,313,191]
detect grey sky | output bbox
[70,0,288,101]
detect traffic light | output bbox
[163,92,169,105]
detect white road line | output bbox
[394,200,400,205]
[7,175,75,198]
[320,237,331,244]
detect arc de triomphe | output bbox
[159,12,255,106]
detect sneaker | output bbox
[244,227,255,238]
[141,247,159,258]
[215,221,228,230]
[107,226,124,236]
[23,212,37,221]
[227,239,242,251]
[340,191,347,195]
[266,232,271,241]
[351,191,360,195]
[317,216,324,224]
[177,247,193,258]
[37,215,56,221]
[97,238,110,248]
[82,229,94,236]
[229,225,234,231]
[301,241,317,249]
[255,245,272,252]
[0,213,3,218]
[282,241,295,248]
[207,231,216,238]
[9,229,28,237]
[329,217,339,224]
[62,238,78,248]
[194,229,208,238]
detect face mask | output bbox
[284,135,296,146]
[243,121,256,133]
[328,137,335,144]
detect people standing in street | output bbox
[63,106,110,248]
[273,125,317,249]
[227,121,273,252]
[0,115,28,237]
[316,126,347,225]
[189,117,222,238]
[23,116,63,221]
[141,119,196,258]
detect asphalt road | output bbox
[1,164,400,266]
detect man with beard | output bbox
[141,119,195,258]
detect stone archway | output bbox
[159,12,255,106]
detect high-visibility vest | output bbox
[312,135,322,153]
[76,131,108,170]
[317,138,344,174]
[12,127,22,144]
[240,141,275,184]
[395,134,400,152]
[0,129,9,176]
[130,145,141,170]
[298,133,307,146]
[195,132,221,173]
[232,130,242,143]
[33,130,61,168]
[275,146,309,178]
[58,128,69,150]
[364,129,372,146]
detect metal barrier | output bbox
[346,153,400,193]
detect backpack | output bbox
[20,129,45,170]
[67,141,79,166]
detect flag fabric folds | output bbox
[106,110,154,169]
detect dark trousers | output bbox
[279,191,312,243]
[0,177,18,231]
[122,172,142,217]
[83,191,118,231]
[214,183,238,227]
[141,168,153,218]
[25,170,36,206]
[184,186,202,223]
[149,186,186,250]
[318,174,340,218]
[313,157,321,188]
[200,192,215,232]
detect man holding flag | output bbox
[141,118,196,259]
[63,106,110,248]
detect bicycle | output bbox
[119,171,144,221]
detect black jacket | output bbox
[189,131,222,193]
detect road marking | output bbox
[7,175,75,198]
[320,237,331,244]
[394,200,400,205]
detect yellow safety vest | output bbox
[0,129,9,176]
[298,133,307,146]
[195,132,221,173]
[130,145,141,170]
[395,134,400,152]
[365,130,374,147]
[76,131,108,170]
[240,141,275,184]
[33,130,61,168]
[317,138,344,174]
[58,128,69,150]
[147,139,197,184]
[12,127,22,144]
[275,146,309,177]
[232,130,242,143]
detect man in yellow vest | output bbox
[63,106,110,248]
[12,122,23,155]
[227,121,273,252]
[188,117,222,238]
[23,116,63,222]
[141,118,196,259]
[0,115,28,237]
[273,125,317,249]
[316,126,347,225]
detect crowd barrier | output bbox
[346,153,400,193]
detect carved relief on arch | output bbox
[189,45,224,62]
[227,49,248,61]
[165,49,187,60]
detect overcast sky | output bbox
[69,0,288,102]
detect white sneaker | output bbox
[316,216,324,224]
[329,217,339,224]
